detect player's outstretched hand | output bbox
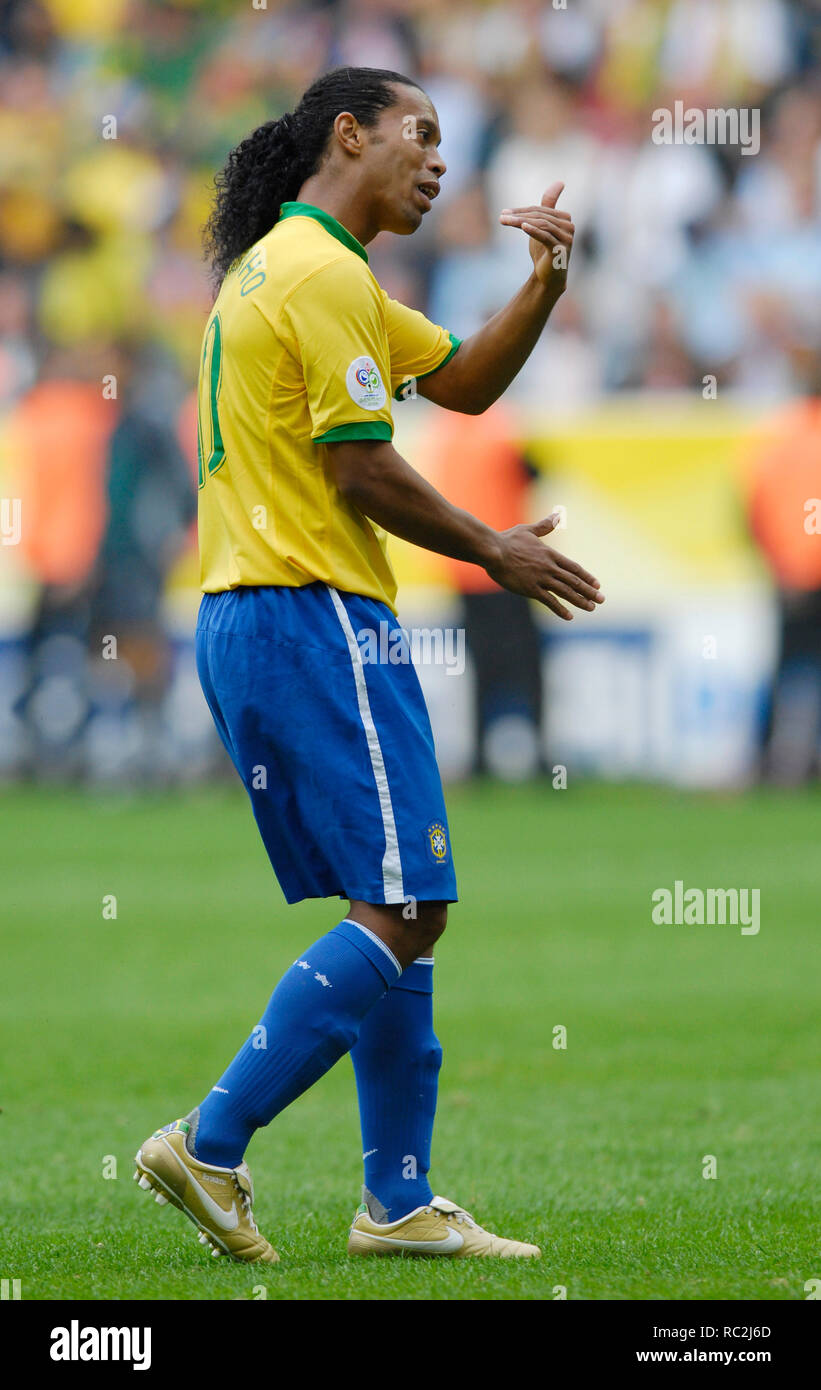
[486,513,605,620]
[499,181,574,294]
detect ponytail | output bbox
[204,67,422,286]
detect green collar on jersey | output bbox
[277,201,369,264]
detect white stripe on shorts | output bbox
[328,587,405,904]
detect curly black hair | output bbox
[203,66,422,286]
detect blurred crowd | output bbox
[2,0,821,785]
[2,0,821,413]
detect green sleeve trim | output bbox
[393,331,462,400]
[314,421,393,444]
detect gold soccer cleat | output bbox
[348,1194,541,1258]
[134,1119,278,1264]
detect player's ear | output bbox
[333,111,362,156]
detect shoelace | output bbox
[424,1204,479,1229]
[234,1181,260,1234]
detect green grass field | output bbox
[1,780,818,1301]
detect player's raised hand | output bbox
[499,182,574,294]
[486,512,604,620]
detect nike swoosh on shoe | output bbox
[357,1228,464,1254]
[163,1137,240,1232]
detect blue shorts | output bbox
[196,583,458,906]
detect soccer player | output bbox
[135,66,604,1262]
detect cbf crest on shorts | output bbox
[425,820,449,866]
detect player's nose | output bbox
[427,148,446,179]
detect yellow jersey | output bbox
[196,200,460,613]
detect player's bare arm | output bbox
[419,182,574,415]
[328,437,604,621]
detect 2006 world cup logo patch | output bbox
[345,355,387,410]
[425,820,449,865]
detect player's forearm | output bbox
[425,272,563,415]
[329,440,502,571]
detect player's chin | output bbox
[384,204,424,236]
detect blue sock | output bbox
[350,956,441,1221]
[193,919,400,1168]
